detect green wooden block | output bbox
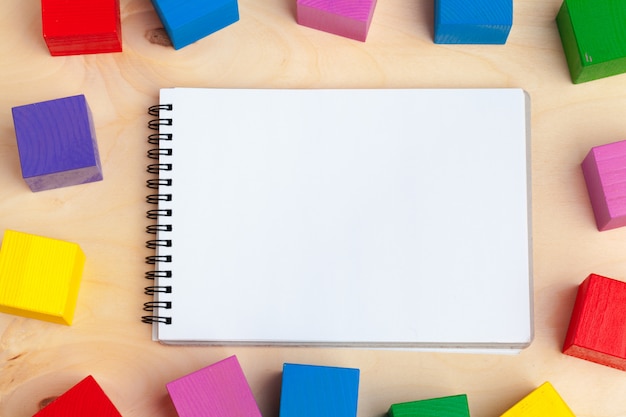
[388,394,470,417]
[556,0,626,83]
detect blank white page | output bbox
[148,88,532,351]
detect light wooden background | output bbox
[1,0,626,416]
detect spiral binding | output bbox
[142,103,174,326]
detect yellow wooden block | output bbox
[500,382,575,417]
[0,230,85,325]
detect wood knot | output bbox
[39,397,58,410]
[145,28,172,47]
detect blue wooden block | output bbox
[150,0,239,50]
[11,95,103,192]
[434,0,512,44]
[279,363,360,417]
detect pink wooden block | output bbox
[296,0,377,41]
[166,355,262,417]
[581,139,626,231]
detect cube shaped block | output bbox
[166,355,262,417]
[34,376,122,417]
[150,0,239,50]
[389,394,470,417]
[280,363,360,417]
[581,139,626,231]
[12,94,103,192]
[0,230,85,325]
[499,382,574,417]
[556,0,626,83]
[296,0,378,42]
[42,0,122,56]
[434,0,512,44]
[563,273,626,370]
[500,382,576,417]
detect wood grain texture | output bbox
[1,0,626,417]
[434,0,512,44]
[166,355,262,417]
[389,394,470,417]
[150,0,240,50]
[41,0,122,56]
[33,375,123,416]
[11,95,103,192]
[0,230,85,325]
[296,0,377,41]
[581,140,626,231]
[499,382,575,417]
[562,274,626,370]
[280,363,359,417]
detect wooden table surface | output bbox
[1,0,626,416]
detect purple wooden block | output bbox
[581,139,626,231]
[166,355,262,417]
[296,0,377,41]
[11,94,103,192]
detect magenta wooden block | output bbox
[296,0,377,41]
[581,139,626,231]
[11,95,103,192]
[166,355,262,417]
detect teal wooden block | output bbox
[556,0,626,83]
[279,363,359,417]
[389,394,470,417]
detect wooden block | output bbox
[556,0,626,83]
[0,230,85,325]
[166,355,262,417]
[296,0,378,42]
[388,394,470,417]
[563,273,626,370]
[150,0,240,50]
[33,375,122,417]
[42,0,122,56]
[11,94,103,192]
[279,363,359,417]
[434,0,512,44]
[581,139,626,231]
[499,382,575,416]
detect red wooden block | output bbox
[563,273,626,370]
[42,0,122,56]
[33,375,123,417]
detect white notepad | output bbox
[144,88,533,352]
